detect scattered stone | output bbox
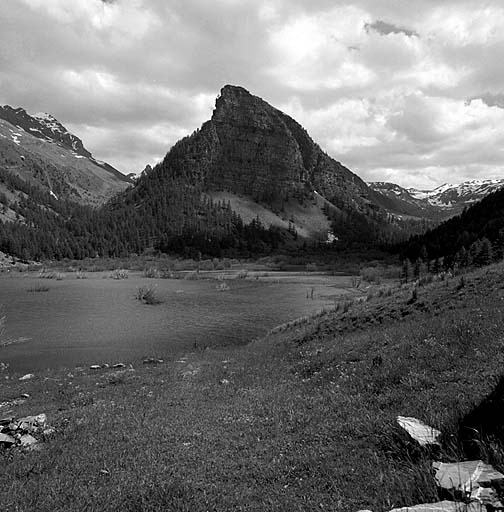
[19,434,37,447]
[219,379,230,385]
[89,365,101,370]
[0,432,15,444]
[389,501,481,512]
[0,413,50,449]
[42,427,55,436]
[20,393,30,399]
[143,358,164,365]
[433,460,504,499]
[397,416,441,446]
[18,373,34,381]
[472,486,502,506]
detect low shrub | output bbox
[360,266,382,284]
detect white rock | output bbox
[0,432,15,444]
[19,434,37,447]
[433,460,504,498]
[89,365,101,370]
[19,373,34,381]
[397,416,441,446]
[389,501,481,512]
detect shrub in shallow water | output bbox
[143,267,160,278]
[27,283,50,292]
[136,285,162,305]
[112,269,128,280]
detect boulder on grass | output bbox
[433,460,504,499]
[397,416,441,446]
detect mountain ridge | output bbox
[370,179,504,221]
[0,105,131,207]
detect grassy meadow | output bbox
[1,263,504,510]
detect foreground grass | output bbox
[2,264,504,510]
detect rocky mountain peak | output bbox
[158,85,383,224]
[0,105,91,158]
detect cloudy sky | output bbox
[1,0,504,189]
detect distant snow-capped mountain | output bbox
[370,179,504,221]
[408,179,504,207]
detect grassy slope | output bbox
[208,191,331,239]
[2,265,504,510]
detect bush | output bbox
[360,266,382,284]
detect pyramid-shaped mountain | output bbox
[162,85,381,209]
[139,85,389,244]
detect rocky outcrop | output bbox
[0,413,51,450]
[0,106,90,157]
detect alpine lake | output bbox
[0,269,359,373]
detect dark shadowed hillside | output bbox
[400,186,504,268]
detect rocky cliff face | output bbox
[158,85,383,216]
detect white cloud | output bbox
[1,0,504,186]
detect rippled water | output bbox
[0,271,353,372]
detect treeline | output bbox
[0,166,288,261]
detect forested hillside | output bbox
[400,186,504,271]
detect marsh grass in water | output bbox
[135,285,162,305]
[112,269,129,280]
[27,283,50,292]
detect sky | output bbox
[1,0,504,189]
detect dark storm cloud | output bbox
[364,20,418,37]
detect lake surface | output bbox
[0,271,357,372]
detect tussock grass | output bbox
[135,285,162,305]
[143,267,160,278]
[3,263,504,510]
[27,283,50,292]
[111,269,128,280]
[37,270,64,280]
